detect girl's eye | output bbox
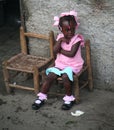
[65,28,74,32]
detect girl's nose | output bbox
[68,29,72,33]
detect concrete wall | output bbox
[23,0,114,90]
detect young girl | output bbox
[32,10,84,110]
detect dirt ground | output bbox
[0,25,114,130]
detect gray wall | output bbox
[23,0,114,91]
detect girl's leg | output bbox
[62,73,72,96]
[41,72,58,94]
[32,72,57,110]
[61,73,75,110]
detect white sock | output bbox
[64,101,71,104]
[35,99,42,104]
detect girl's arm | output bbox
[53,39,62,59]
[53,37,69,55]
[60,41,81,57]
[53,39,62,55]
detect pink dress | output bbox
[55,33,84,74]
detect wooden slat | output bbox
[24,32,49,40]
[6,66,33,73]
[80,81,88,89]
[9,84,34,91]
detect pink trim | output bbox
[37,92,47,100]
[63,95,75,102]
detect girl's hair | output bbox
[59,15,77,28]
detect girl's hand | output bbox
[53,37,70,55]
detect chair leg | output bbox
[86,40,93,91]
[2,61,10,93]
[33,66,39,94]
[88,65,93,91]
[74,77,80,104]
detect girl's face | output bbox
[61,20,76,39]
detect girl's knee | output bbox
[46,72,57,81]
[62,74,69,81]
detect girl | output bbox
[32,10,84,110]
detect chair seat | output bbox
[6,53,52,72]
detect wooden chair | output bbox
[48,39,93,103]
[2,26,54,94]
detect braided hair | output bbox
[59,15,77,30]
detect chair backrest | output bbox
[20,26,55,59]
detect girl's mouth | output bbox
[67,33,74,38]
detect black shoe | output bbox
[61,101,75,110]
[32,99,45,110]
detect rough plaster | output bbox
[23,0,114,90]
